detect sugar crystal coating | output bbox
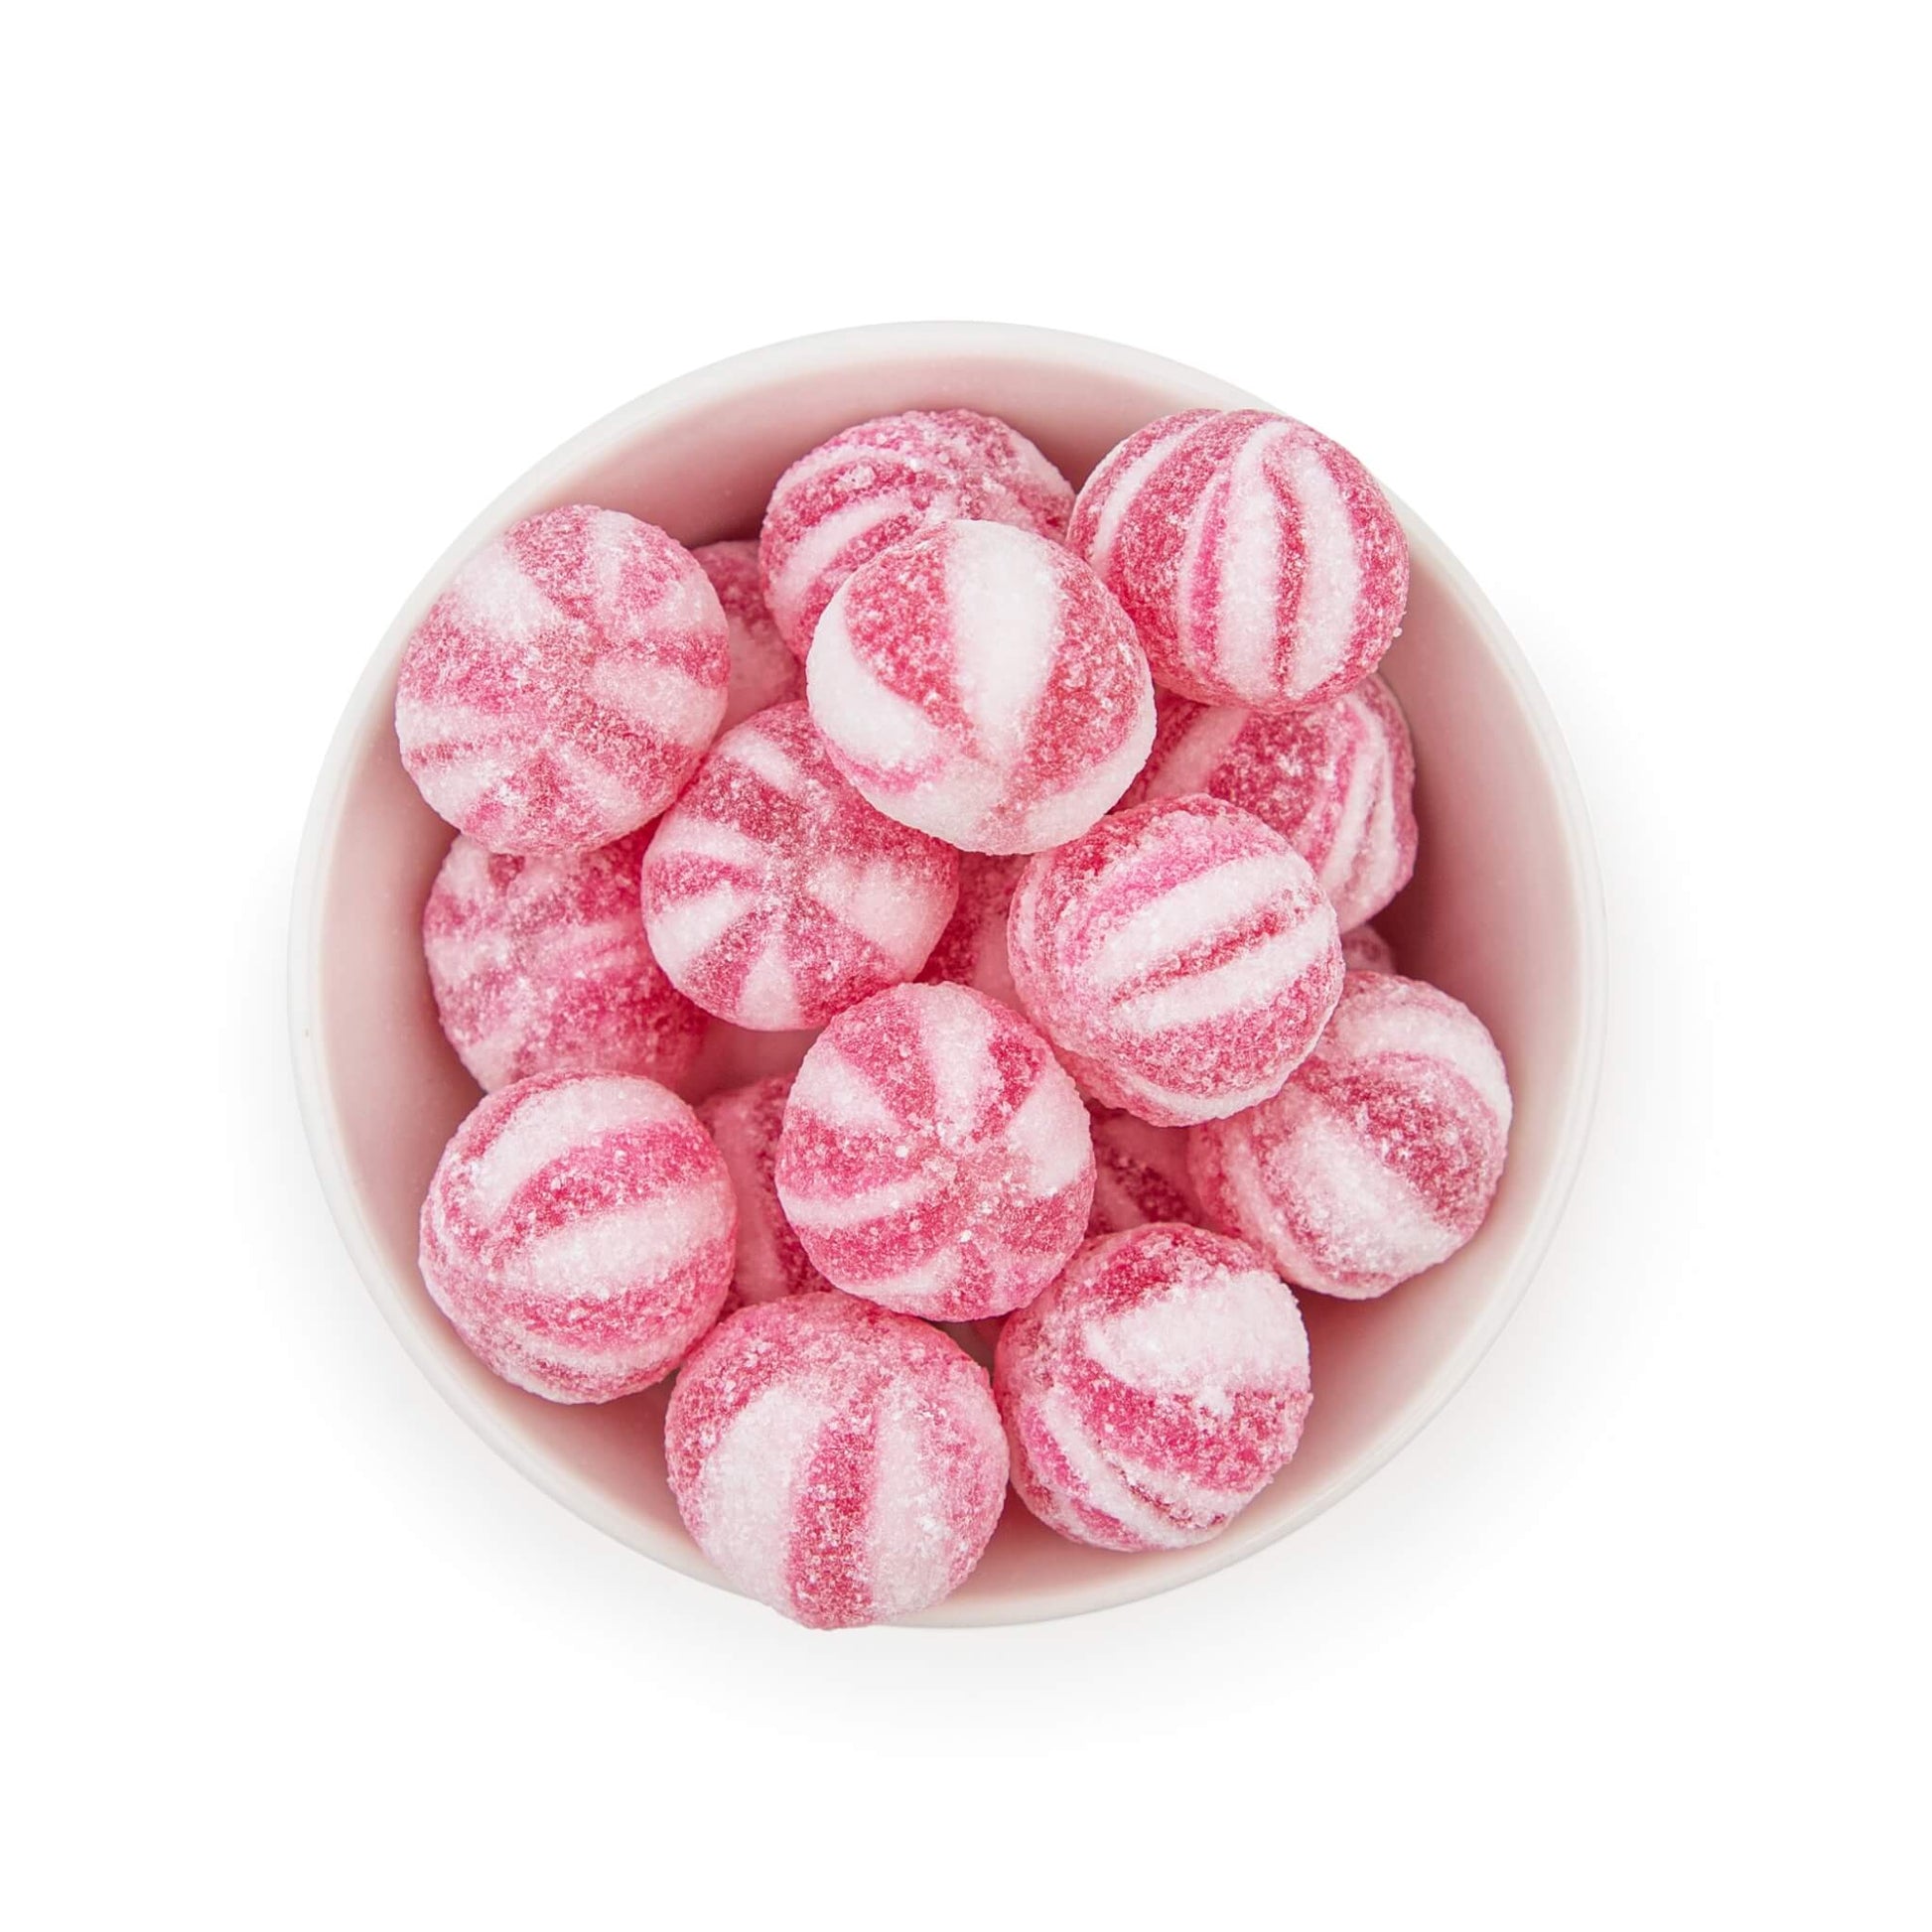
[694,539,804,731]
[396,505,729,854]
[1087,1105,1204,1237]
[665,1295,1008,1628]
[759,408,1073,658]
[1189,971,1512,1299]
[1007,795,1343,1127]
[423,829,706,1092]
[995,1223,1311,1552]
[695,1075,834,1311]
[775,982,1095,1320]
[1070,410,1408,713]
[809,520,1157,854]
[419,1071,736,1402]
[1126,676,1417,929]
[1340,922,1396,973]
[918,851,1027,1010]
[638,701,959,1030]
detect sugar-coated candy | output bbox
[918,852,1027,1010]
[422,830,706,1092]
[1190,971,1512,1299]
[1070,410,1408,714]
[994,1223,1311,1552]
[638,702,958,1030]
[809,520,1156,854]
[693,539,804,732]
[419,1071,735,1402]
[665,1295,1008,1628]
[1127,676,1417,929]
[1340,922,1396,973]
[759,408,1073,658]
[1088,1106,1203,1237]
[396,505,729,855]
[1007,795,1344,1127]
[776,982,1094,1320]
[695,1076,833,1310]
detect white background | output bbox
[7,4,1925,1926]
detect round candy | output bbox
[775,982,1094,1320]
[695,1075,833,1311]
[1007,795,1344,1127]
[994,1223,1312,1552]
[419,1071,736,1402]
[1340,922,1396,973]
[396,505,729,855]
[693,539,804,732]
[638,701,959,1031]
[422,829,707,1092]
[809,520,1156,854]
[1087,1105,1203,1237]
[918,851,1027,1010]
[759,407,1074,658]
[1127,675,1418,929]
[1189,970,1512,1299]
[1070,409,1408,713]
[665,1294,1008,1628]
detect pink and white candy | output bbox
[419,1071,736,1402]
[775,982,1094,1320]
[396,505,729,855]
[759,407,1073,659]
[918,851,1027,1011]
[1070,409,1408,714]
[809,520,1157,854]
[1189,971,1512,1299]
[1087,1106,1203,1238]
[422,829,706,1092]
[695,1075,833,1311]
[1008,795,1344,1127]
[1128,675,1418,929]
[638,701,959,1031]
[693,539,804,732]
[665,1295,1008,1628]
[1340,922,1397,973]
[994,1223,1312,1552]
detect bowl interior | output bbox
[294,326,1600,1624]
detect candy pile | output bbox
[398,402,1512,1626]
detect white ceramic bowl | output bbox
[290,322,1604,1625]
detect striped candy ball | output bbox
[693,539,804,732]
[638,701,959,1031]
[759,407,1073,659]
[419,1071,736,1403]
[1087,1105,1204,1238]
[775,982,1094,1320]
[1189,971,1512,1300]
[1007,795,1344,1128]
[1340,921,1397,973]
[396,505,729,855]
[808,520,1157,854]
[695,1076,833,1311]
[1070,409,1409,714]
[1126,675,1418,930]
[994,1224,1312,1552]
[917,851,1027,1011]
[665,1295,1008,1628]
[422,829,706,1093]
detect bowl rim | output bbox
[288,320,1607,1627]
